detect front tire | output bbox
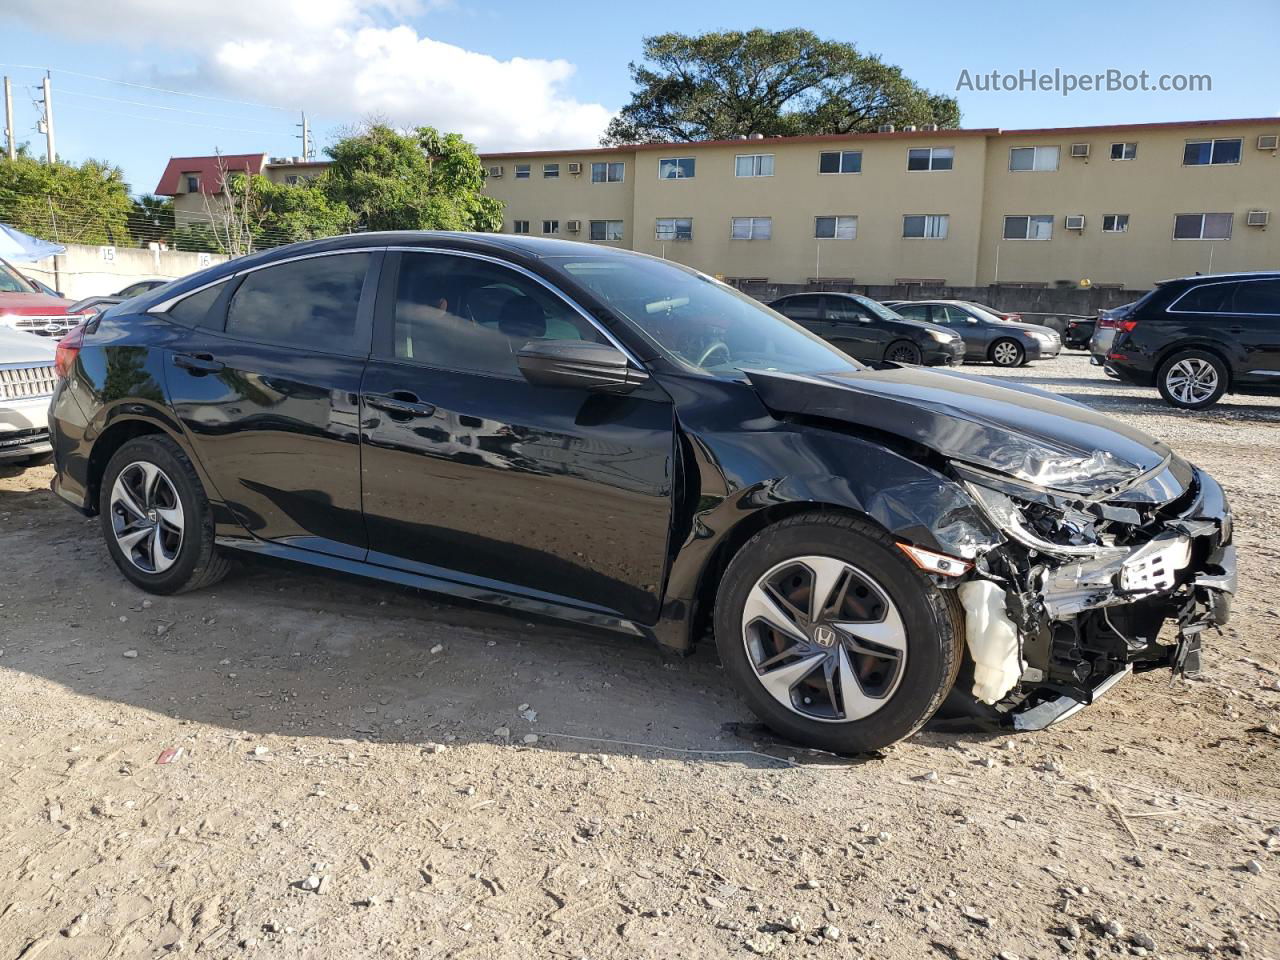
[99,435,230,595]
[989,338,1025,367]
[714,513,962,753]
[1157,349,1227,410]
[884,340,923,365]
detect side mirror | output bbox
[517,340,649,393]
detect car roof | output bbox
[1157,270,1280,286]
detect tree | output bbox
[602,29,960,145]
[127,194,175,247]
[0,152,133,244]
[254,176,357,244]
[322,123,502,233]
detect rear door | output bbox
[934,304,985,359]
[1222,279,1280,383]
[357,249,676,625]
[163,249,379,559]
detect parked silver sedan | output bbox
[885,299,1061,366]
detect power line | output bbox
[55,99,293,138]
[0,63,295,112]
[57,88,290,124]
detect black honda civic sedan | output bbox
[48,234,1235,753]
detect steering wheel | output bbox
[696,341,731,368]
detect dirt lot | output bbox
[2,352,1278,960]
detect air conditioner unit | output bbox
[1257,135,1279,151]
[1246,210,1270,227]
[901,124,918,132]
[487,165,503,178]
[877,123,896,133]
[1064,214,1086,230]
[566,219,581,233]
[920,123,939,132]
[567,162,583,175]
[1070,143,1091,158]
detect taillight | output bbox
[54,321,87,379]
[1117,317,1139,334]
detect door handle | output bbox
[173,352,224,374]
[364,393,436,417]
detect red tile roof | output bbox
[154,154,267,196]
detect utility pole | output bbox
[3,77,15,161]
[39,72,55,162]
[296,111,311,160]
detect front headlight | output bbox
[961,471,1126,559]
[927,329,954,343]
[1024,331,1053,344]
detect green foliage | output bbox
[0,154,134,244]
[127,194,175,246]
[602,28,960,145]
[322,124,502,233]
[170,223,222,254]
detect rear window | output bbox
[225,253,369,352]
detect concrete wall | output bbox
[23,243,228,300]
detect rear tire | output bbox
[99,435,231,595]
[989,338,1025,367]
[713,512,962,754]
[884,340,923,365]
[1157,349,1227,410]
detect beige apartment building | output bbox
[480,118,1280,290]
[154,154,328,227]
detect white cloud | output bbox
[2,0,613,151]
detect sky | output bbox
[2,0,1278,195]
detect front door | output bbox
[358,250,676,625]
[163,250,378,559]
[821,297,888,361]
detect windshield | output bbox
[0,260,34,294]
[848,294,904,322]
[545,255,860,376]
[962,303,1007,323]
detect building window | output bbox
[1009,145,1060,172]
[730,216,772,240]
[655,217,693,240]
[902,214,949,239]
[1183,138,1242,166]
[1110,142,1138,161]
[1003,215,1055,240]
[514,164,531,179]
[907,146,954,171]
[543,163,560,178]
[735,154,774,177]
[591,161,624,183]
[1173,213,1233,240]
[659,157,695,179]
[512,220,530,234]
[1102,214,1130,233]
[184,174,200,192]
[589,220,624,241]
[818,150,861,174]
[814,215,857,239]
[542,220,559,235]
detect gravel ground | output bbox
[1,351,1277,959]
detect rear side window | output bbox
[1228,280,1280,315]
[167,281,227,327]
[225,253,370,352]
[1172,283,1236,313]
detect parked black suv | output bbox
[769,292,964,366]
[48,233,1235,753]
[1105,271,1280,409]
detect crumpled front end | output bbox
[950,454,1235,729]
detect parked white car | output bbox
[0,325,58,466]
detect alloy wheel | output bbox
[741,556,907,723]
[887,343,922,364]
[1166,358,1219,405]
[991,341,1021,366]
[109,461,185,574]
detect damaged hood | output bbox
[746,366,1172,494]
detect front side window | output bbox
[1173,213,1233,240]
[907,147,954,171]
[818,150,861,174]
[735,154,774,177]
[659,157,695,179]
[0,260,34,293]
[815,215,857,240]
[542,220,559,235]
[655,218,693,241]
[903,214,949,239]
[773,296,822,321]
[1183,138,1242,166]
[225,253,369,352]
[512,220,530,234]
[589,220,624,241]
[1009,145,1060,171]
[545,255,858,377]
[543,163,559,178]
[514,164,531,179]
[390,252,605,376]
[731,217,772,240]
[1003,215,1055,240]
[1111,142,1138,160]
[1102,214,1130,233]
[894,303,931,322]
[591,161,625,183]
